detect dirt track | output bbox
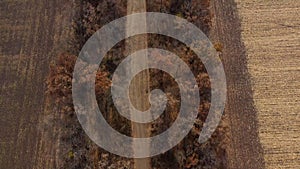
[126,0,151,168]
[0,0,73,168]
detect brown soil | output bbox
[210,0,265,168]
[0,0,74,168]
[1,0,273,169]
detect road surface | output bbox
[126,0,152,169]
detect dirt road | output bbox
[126,0,151,169]
[0,0,73,168]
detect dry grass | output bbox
[235,0,300,168]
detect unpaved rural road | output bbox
[0,0,73,168]
[126,0,151,169]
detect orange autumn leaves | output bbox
[46,53,111,109]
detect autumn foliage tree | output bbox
[46,53,111,168]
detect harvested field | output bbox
[234,0,300,168]
[1,0,299,169]
[0,0,73,168]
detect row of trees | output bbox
[46,0,229,168]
